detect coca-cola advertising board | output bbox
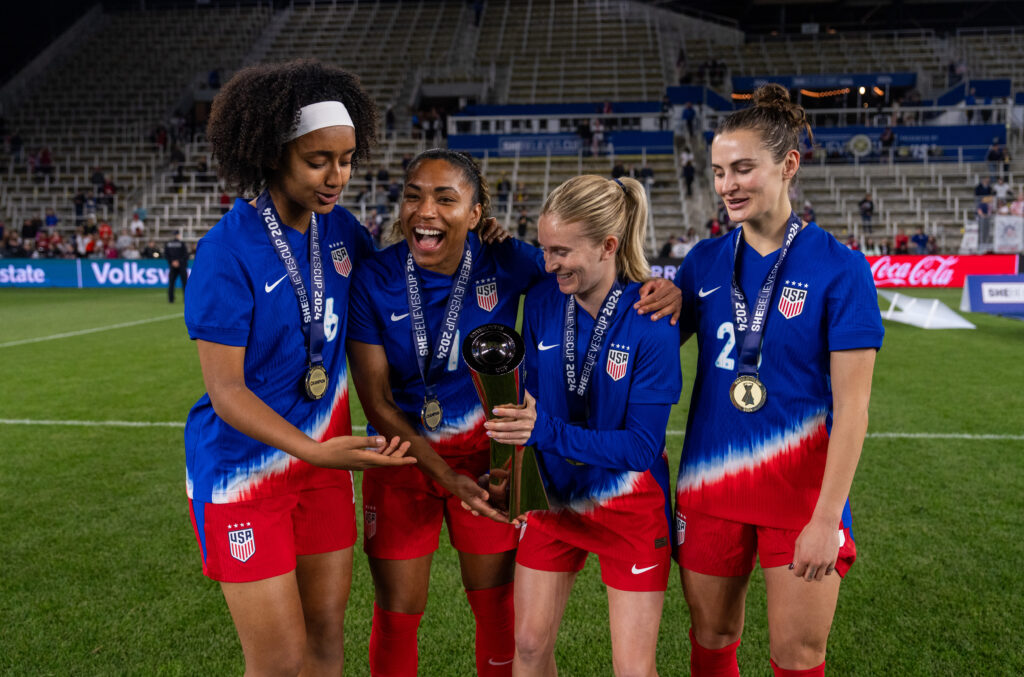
[865,255,1019,287]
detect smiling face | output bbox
[537,213,617,311]
[268,125,356,230]
[711,128,798,230]
[400,158,482,275]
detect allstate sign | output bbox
[0,259,188,288]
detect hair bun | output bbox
[752,83,792,109]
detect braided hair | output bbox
[207,59,379,197]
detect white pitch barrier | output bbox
[878,290,976,329]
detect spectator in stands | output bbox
[682,102,696,137]
[660,95,671,131]
[495,173,511,209]
[611,162,626,179]
[515,180,528,207]
[48,230,70,258]
[122,242,141,259]
[859,193,874,233]
[0,220,4,241]
[98,220,113,243]
[911,227,929,254]
[976,198,994,249]
[104,239,120,259]
[994,177,1012,202]
[387,179,402,205]
[862,236,881,256]
[965,88,978,124]
[927,235,939,255]
[845,234,860,251]
[683,160,695,197]
[1011,191,1024,217]
[987,140,1003,179]
[516,207,533,239]
[975,175,993,199]
[385,105,395,139]
[140,240,160,259]
[659,235,676,258]
[21,218,39,241]
[83,215,98,236]
[879,126,895,161]
[590,118,604,157]
[401,152,413,172]
[639,163,655,189]
[706,216,722,237]
[170,144,186,165]
[671,232,691,258]
[44,208,59,231]
[72,227,89,258]
[894,228,910,254]
[37,147,54,176]
[129,212,146,238]
[680,145,694,168]
[218,190,232,215]
[116,228,134,253]
[101,178,117,207]
[72,191,86,225]
[154,125,168,153]
[577,118,592,155]
[3,232,23,258]
[172,164,187,187]
[377,165,390,184]
[410,109,422,139]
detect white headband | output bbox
[285,101,355,142]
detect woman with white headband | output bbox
[183,59,415,676]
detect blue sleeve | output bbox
[530,402,672,472]
[630,319,683,404]
[827,252,885,352]
[347,261,385,345]
[349,216,376,259]
[522,297,540,396]
[500,237,548,291]
[184,240,252,346]
[676,248,698,336]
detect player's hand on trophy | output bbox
[635,276,682,325]
[477,216,512,244]
[307,435,416,470]
[450,471,508,522]
[484,390,537,446]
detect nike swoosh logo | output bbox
[488,658,514,666]
[265,275,288,293]
[631,564,659,575]
[390,312,410,322]
[537,341,558,351]
[698,286,720,298]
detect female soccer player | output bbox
[673,84,884,677]
[484,175,682,677]
[347,151,680,676]
[184,60,414,676]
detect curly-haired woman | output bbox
[183,59,415,675]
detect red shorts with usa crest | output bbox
[189,483,357,583]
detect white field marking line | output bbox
[0,420,1022,441]
[663,430,1024,441]
[0,313,182,349]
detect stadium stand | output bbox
[1,0,1022,260]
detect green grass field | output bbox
[1,287,1022,676]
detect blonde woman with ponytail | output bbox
[485,175,683,676]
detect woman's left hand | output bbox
[477,216,511,244]
[791,516,841,582]
[635,277,681,325]
[484,390,537,446]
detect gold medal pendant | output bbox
[304,364,329,400]
[421,397,443,431]
[730,375,767,413]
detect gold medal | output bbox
[421,397,443,431]
[730,375,766,413]
[304,364,329,400]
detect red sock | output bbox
[466,582,515,676]
[771,657,826,676]
[689,627,741,677]
[369,602,422,677]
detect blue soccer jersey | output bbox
[184,199,373,504]
[522,278,682,521]
[347,232,546,455]
[675,223,884,530]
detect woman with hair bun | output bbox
[348,154,681,676]
[184,59,415,676]
[484,175,682,676]
[672,84,883,676]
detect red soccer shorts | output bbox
[189,483,357,583]
[516,473,672,592]
[673,508,857,578]
[361,451,517,559]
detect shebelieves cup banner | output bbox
[228,526,255,562]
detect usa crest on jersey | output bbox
[476,277,498,312]
[606,343,630,381]
[331,245,352,277]
[228,524,255,562]
[778,281,808,319]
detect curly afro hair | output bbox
[207,59,379,197]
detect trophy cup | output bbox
[462,323,549,520]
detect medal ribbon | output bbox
[562,280,624,424]
[730,212,802,376]
[405,242,473,401]
[257,191,325,367]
